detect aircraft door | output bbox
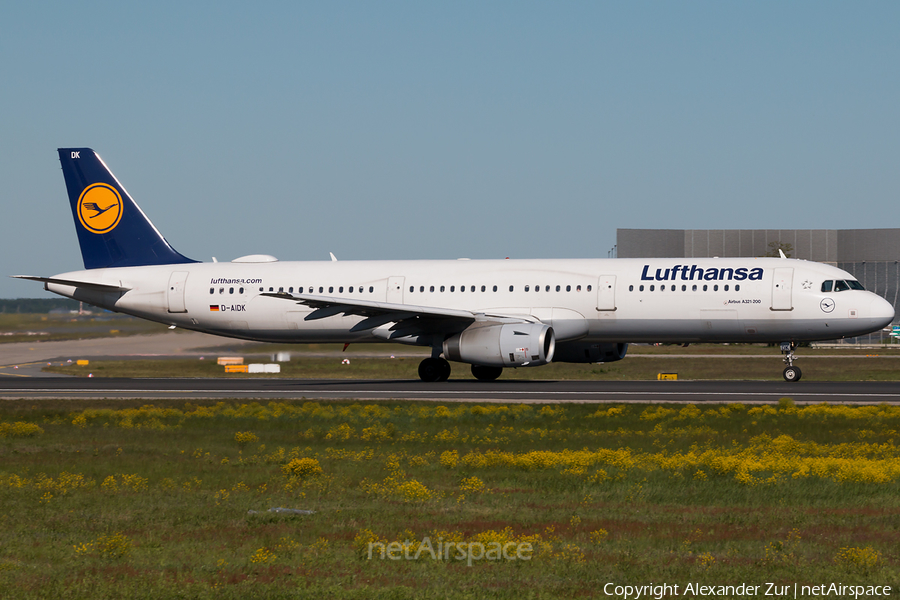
[386,276,405,304]
[771,268,793,311]
[597,275,617,311]
[167,271,189,313]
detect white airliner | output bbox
[14,149,895,382]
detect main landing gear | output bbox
[418,357,451,382]
[471,364,503,381]
[780,341,802,382]
[417,359,504,382]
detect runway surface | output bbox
[0,377,898,403]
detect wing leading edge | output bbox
[261,292,534,339]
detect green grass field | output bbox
[0,399,897,599]
[0,313,170,344]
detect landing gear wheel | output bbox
[783,366,802,382]
[779,341,802,382]
[419,357,451,382]
[471,364,503,381]
[438,358,451,382]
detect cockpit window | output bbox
[823,279,865,292]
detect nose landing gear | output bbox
[780,341,802,382]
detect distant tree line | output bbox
[0,298,82,313]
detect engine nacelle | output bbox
[553,341,628,364]
[443,323,555,368]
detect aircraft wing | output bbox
[261,292,534,335]
[11,275,131,293]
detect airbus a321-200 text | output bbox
[15,149,895,382]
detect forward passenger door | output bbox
[771,268,793,311]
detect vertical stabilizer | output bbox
[58,148,197,269]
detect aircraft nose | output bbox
[871,294,895,328]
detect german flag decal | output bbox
[209,305,220,311]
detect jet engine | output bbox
[443,323,555,367]
[553,341,628,364]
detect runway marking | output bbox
[2,388,900,401]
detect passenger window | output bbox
[278,287,283,293]
[209,288,214,294]
[460,285,465,292]
[821,281,833,292]
[481,285,486,292]
[714,285,719,291]
[268,287,273,292]
[289,287,293,293]
[525,285,530,292]
[735,284,740,291]
[681,285,686,291]
[692,284,697,291]
[493,285,497,292]
[219,288,225,294]
[420,286,425,292]
[586,285,592,292]
[724,285,729,291]
[230,287,234,294]
[337,286,342,293]
[703,285,708,291]
[239,287,244,294]
[639,285,644,292]
[430,286,435,292]
[670,285,675,291]
[835,280,850,292]
[259,287,264,292]
[556,285,561,292]
[318,287,323,293]
[369,286,374,293]
[328,286,334,293]
[451,286,455,292]
[577,285,582,292]
[440,286,445,292]
[650,285,655,291]
[409,286,414,293]
[629,285,634,291]
[509,285,514,292]
[349,286,354,293]
[566,285,571,292]
[471,286,475,292]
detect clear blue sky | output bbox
[2,1,898,298]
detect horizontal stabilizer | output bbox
[11,275,130,293]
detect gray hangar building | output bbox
[616,228,900,343]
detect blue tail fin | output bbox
[58,148,198,269]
